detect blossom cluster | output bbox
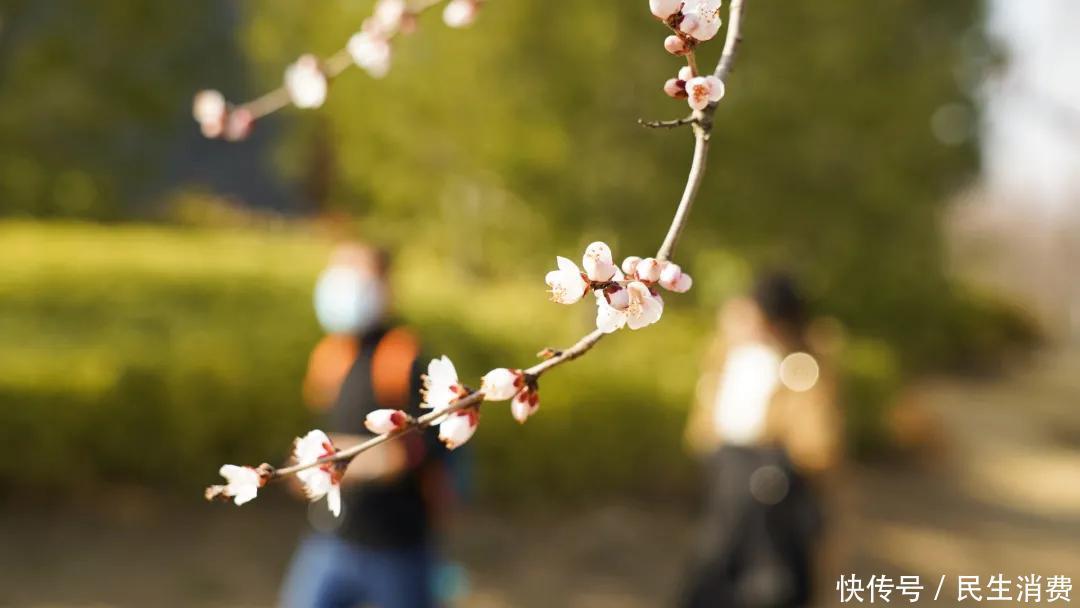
[649,0,727,111]
[192,0,483,141]
[210,353,544,515]
[545,241,692,334]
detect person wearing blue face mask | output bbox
[281,242,456,608]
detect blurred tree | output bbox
[0,0,242,218]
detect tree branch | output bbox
[656,0,746,262]
[218,0,449,122]
[206,0,748,499]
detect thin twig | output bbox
[207,0,749,494]
[656,0,746,261]
[269,328,607,479]
[638,116,697,129]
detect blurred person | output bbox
[281,243,456,608]
[681,273,842,608]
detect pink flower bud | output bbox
[511,389,540,424]
[636,257,663,282]
[664,35,690,56]
[604,285,631,310]
[678,66,694,81]
[658,262,683,289]
[224,108,254,142]
[664,78,687,99]
[621,256,643,276]
[481,368,522,401]
[365,409,409,434]
[649,0,684,20]
[582,241,617,282]
[348,31,392,79]
[671,272,693,293]
[439,410,478,449]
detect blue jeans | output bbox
[280,534,435,608]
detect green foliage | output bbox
[0,222,702,499]
[0,222,1038,497]
[0,0,240,218]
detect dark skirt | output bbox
[681,445,822,608]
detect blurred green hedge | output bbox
[0,221,1035,502]
[0,221,701,501]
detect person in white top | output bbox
[681,273,842,608]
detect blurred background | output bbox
[1,0,1078,605]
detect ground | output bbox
[2,348,1078,607]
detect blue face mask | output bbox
[313,265,387,335]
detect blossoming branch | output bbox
[191,0,483,142]
[205,0,747,515]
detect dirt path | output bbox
[1,350,1077,607]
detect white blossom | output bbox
[678,66,694,82]
[443,0,479,28]
[621,256,643,276]
[480,368,522,401]
[421,355,464,412]
[284,55,328,109]
[348,31,393,79]
[372,0,408,35]
[595,281,664,333]
[545,256,590,304]
[192,90,227,139]
[293,430,343,517]
[217,465,263,506]
[650,0,684,20]
[511,389,540,424]
[659,262,694,293]
[582,241,618,282]
[636,257,663,282]
[439,410,478,449]
[679,0,723,42]
[685,75,725,111]
[364,409,409,434]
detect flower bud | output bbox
[604,285,631,310]
[193,90,227,139]
[664,35,689,56]
[582,241,617,282]
[348,31,392,79]
[663,78,687,99]
[671,272,693,293]
[636,257,663,282]
[365,409,409,434]
[621,256,643,276]
[481,368,522,401]
[658,262,683,290]
[511,389,540,424]
[284,54,328,109]
[439,410,478,449]
[649,0,684,20]
[678,66,694,81]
